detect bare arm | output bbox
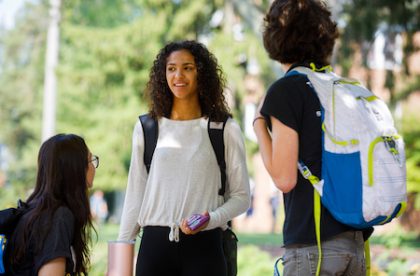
[254,104,298,193]
[38,257,66,276]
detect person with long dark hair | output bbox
[118,40,250,276]
[6,134,97,275]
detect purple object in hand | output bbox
[187,214,210,231]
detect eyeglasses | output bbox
[90,155,99,168]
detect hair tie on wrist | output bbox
[253,116,265,126]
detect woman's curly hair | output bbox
[263,0,338,66]
[146,40,231,121]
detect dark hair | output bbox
[263,0,338,65]
[11,134,93,274]
[146,40,230,121]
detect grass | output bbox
[89,223,420,276]
[89,223,281,275]
[370,230,420,249]
[237,232,283,246]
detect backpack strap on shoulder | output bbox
[208,115,229,196]
[139,114,158,174]
[139,113,230,197]
[309,62,332,72]
[297,160,323,276]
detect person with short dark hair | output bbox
[118,40,250,276]
[7,134,97,275]
[262,0,338,66]
[254,1,370,275]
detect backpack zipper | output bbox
[367,135,402,186]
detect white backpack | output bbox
[290,64,407,275]
[293,64,407,227]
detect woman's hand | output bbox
[180,212,210,235]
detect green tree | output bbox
[339,0,420,104]
[56,0,229,191]
[0,2,48,202]
[59,0,276,190]
[0,0,275,195]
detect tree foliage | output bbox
[0,0,272,194]
[339,0,419,94]
[0,0,419,200]
[0,2,48,196]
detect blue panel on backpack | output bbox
[0,236,5,274]
[321,150,364,227]
[376,203,402,225]
[388,203,403,222]
[348,203,400,227]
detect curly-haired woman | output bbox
[118,40,250,276]
[7,134,97,275]
[254,1,372,275]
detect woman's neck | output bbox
[282,63,293,72]
[170,101,202,120]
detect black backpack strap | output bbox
[139,114,158,174]
[0,200,30,236]
[139,113,229,196]
[208,115,229,196]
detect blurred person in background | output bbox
[90,189,109,225]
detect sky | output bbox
[0,0,27,29]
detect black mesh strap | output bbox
[139,114,229,197]
[208,116,229,196]
[139,114,158,174]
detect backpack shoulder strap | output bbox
[208,115,229,196]
[139,114,158,174]
[0,200,29,236]
[139,113,229,196]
